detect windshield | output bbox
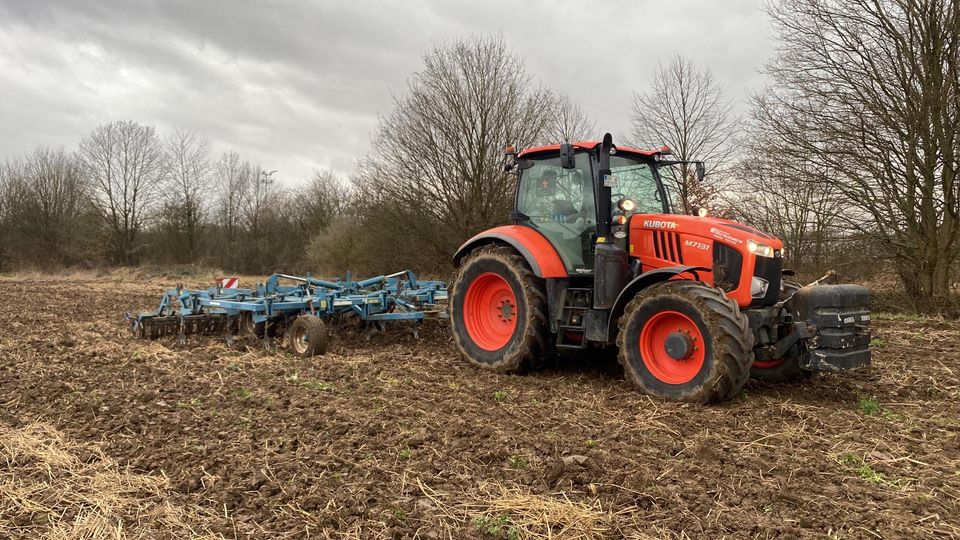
[609,156,671,214]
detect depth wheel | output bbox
[617,281,753,403]
[450,246,548,373]
[750,280,814,383]
[288,315,328,358]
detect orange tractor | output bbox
[450,134,871,403]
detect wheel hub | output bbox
[497,299,514,321]
[638,310,706,385]
[664,331,694,360]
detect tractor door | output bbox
[515,152,596,274]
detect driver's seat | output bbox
[551,199,577,223]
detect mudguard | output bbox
[605,265,709,341]
[452,225,567,278]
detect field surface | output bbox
[1,275,959,539]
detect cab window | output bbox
[516,152,595,272]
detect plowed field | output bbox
[1,276,958,539]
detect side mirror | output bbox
[559,143,576,169]
[695,161,706,182]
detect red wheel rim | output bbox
[752,358,785,369]
[463,272,518,351]
[639,310,706,384]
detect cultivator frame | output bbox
[129,271,447,354]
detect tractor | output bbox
[449,134,871,403]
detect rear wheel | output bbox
[288,315,328,358]
[750,280,814,383]
[450,246,548,373]
[617,281,753,403]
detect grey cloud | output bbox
[0,0,771,183]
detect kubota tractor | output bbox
[450,134,871,403]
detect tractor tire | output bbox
[750,280,814,383]
[287,315,328,358]
[450,245,549,373]
[616,281,753,403]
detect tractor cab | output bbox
[512,141,672,275]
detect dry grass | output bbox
[414,479,653,540]
[0,422,222,540]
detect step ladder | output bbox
[556,287,592,349]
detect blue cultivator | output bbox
[128,271,448,357]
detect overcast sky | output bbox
[0,0,772,185]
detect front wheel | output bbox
[617,281,753,403]
[450,246,549,373]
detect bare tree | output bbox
[290,169,354,235]
[757,0,960,307]
[548,94,595,143]
[630,55,740,213]
[240,165,277,235]
[80,121,164,265]
[0,159,21,269]
[359,35,553,268]
[214,151,248,249]
[160,127,211,262]
[735,127,849,275]
[0,148,94,266]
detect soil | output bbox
[1,275,958,539]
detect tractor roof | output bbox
[518,141,665,158]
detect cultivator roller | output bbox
[127,271,447,356]
[132,314,230,339]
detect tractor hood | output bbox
[631,214,784,252]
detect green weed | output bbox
[839,453,886,483]
[226,362,242,372]
[869,338,885,348]
[472,514,519,540]
[856,394,881,415]
[493,390,508,401]
[585,439,598,448]
[234,387,252,398]
[399,448,412,459]
[508,454,528,469]
[838,453,908,488]
[286,371,333,391]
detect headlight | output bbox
[751,276,769,298]
[747,239,775,258]
[618,198,636,212]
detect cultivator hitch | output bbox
[128,271,448,356]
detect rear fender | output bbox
[605,265,708,342]
[452,225,567,278]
